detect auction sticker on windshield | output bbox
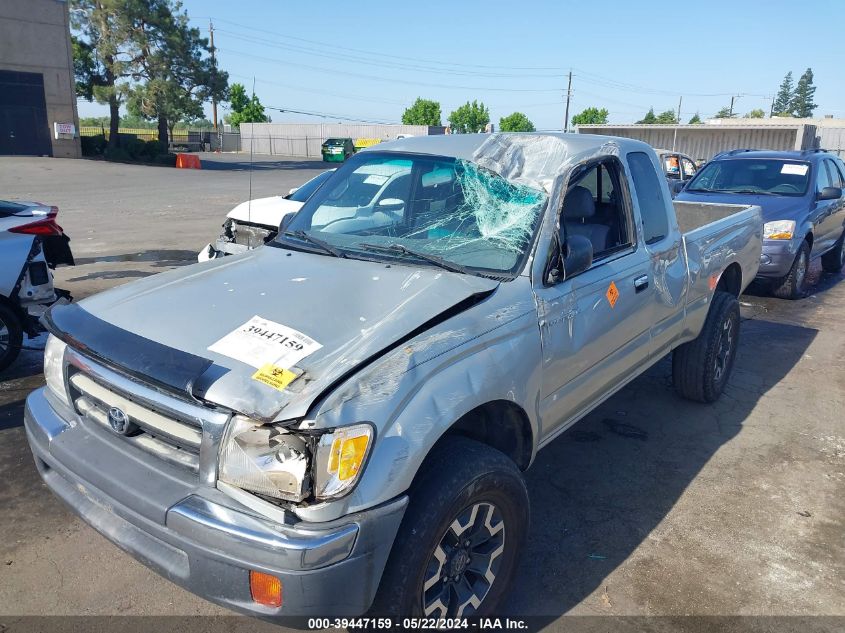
[208,316,322,369]
[781,164,809,176]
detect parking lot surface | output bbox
[0,155,843,630]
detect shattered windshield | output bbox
[279,152,548,277]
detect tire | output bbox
[772,240,810,300]
[821,231,845,274]
[370,436,529,618]
[672,290,740,403]
[0,303,24,374]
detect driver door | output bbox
[534,158,655,440]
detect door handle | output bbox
[634,275,649,292]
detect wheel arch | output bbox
[431,400,534,472]
[716,262,743,297]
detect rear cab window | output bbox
[627,151,670,244]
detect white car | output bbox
[199,162,415,260]
[0,200,73,371]
[198,170,335,261]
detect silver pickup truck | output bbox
[24,134,762,620]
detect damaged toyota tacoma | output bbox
[24,134,763,619]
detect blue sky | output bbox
[77,0,845,128]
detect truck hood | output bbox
[62,246,498,421]
[227,196,304,228]
[675,190,807,222]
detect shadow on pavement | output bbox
[502,316,816,620]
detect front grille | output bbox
[68,369,203,473]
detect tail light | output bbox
[9,206,64,236]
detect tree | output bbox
[637,108,658,124]
[570,107,609,127]
[448,101,490,134]
[225,83,269,128]
[772,71,795,116]
[655,110,679,124]
[714,107,735,119]
[688,112,702,124]
[127,2,228,150]
[70,0,140,148]
[744,108,765,119]
[791,68,817,118]
[499,112,535,132]
[402,98,441,126]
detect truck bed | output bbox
[673,200,758,235]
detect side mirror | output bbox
[377,198,405,212]
[818,186,842,201]
[279,212,296,232]
[563,234,593,278]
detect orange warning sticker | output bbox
[606,281,619,308]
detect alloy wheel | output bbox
[421,502,506,617]
[714,317,734,384]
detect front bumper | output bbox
[757,238,801,278]
[24,387,407,617]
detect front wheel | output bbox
[772,240,810,299]
[672,290,741,403]
[370,437,529,618]
[0,304,24,373]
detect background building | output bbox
[0,0,81,158]
[239,123,446,157]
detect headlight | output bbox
[218,418,373,503]
[763,220,796,240]
[313,424,373,500]
[219,415,310,502]
[43,334,68,405]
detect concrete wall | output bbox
[240,123,445,157]
[0,0,81,158]
[575,124,816,162]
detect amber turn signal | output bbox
[250,570,283,608]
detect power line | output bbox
[191,16,569,72]
[217,46,563,93]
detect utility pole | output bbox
[672,95,682,151]
[563,70,572,132]
[210,20,218,131]
[729,94,740,118]
[676,96,683,124]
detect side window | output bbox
[628,151,670,245]
[825,159,845,188]
[664,154,681,179]
[681,157,697,179]
[561,159,633,261]
[816,161,832,192]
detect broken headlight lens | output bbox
[313,424,373,500]
[218,415,310,502]
[763,220,796,240]
[43,334,69,405]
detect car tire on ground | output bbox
[821,231,845,274]
[0,303,24,373]
[672,290,741,403]
[370,436,529,619]
[772,240,810,300]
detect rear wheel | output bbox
[370,436,529,618]
[772,241,810,300]
[672,290,740,403]
[0,304,24,373]
[821,231,845,273]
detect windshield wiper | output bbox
[357,242,471,275]
[282,230,345,258]
[729,189,777,195]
